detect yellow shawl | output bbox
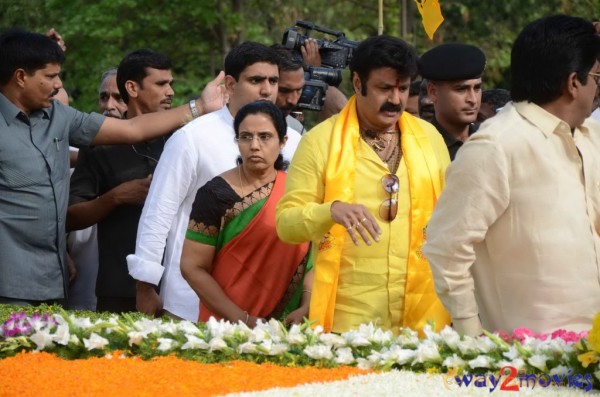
[309,96,450,333]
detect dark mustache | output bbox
[380,102,402,113]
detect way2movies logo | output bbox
[443,366,594,392]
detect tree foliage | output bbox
[1,0,598,111]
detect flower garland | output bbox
[1,309,600,392]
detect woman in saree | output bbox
[181,101,313,327]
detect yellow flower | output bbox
[589,313,600,354]
[578,351,599,368]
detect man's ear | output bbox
[224,75,237,94]
[565,72,579,98]
[352,72,362,95]
[125,80,139,99]
[14,69,27,88]
[427,81,438,103]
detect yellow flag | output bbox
[414,0,444,40]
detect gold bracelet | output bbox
[302,289,312,294]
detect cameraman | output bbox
[273,45,306,134]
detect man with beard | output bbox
[276,35,450,334]
[419,43,486,160]
[67,49,177,313]
[272,45,305,134]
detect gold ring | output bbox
[359,217,367,224]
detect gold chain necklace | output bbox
[360,128,398,152]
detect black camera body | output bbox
[282,21,358,112]
[282,21,359,69]
[297,66,342,111]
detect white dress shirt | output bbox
[423,102,600,336]
[126,106,301,321]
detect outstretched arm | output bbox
[93,71,227,145]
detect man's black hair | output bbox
[511,14,600,104]
[224,42,279,81]
[0,30,65,86]
[271,44,303,73]
[409,80,422,97]
[482,88,511,111]
[349,35,418,96]
[116,48,172,104]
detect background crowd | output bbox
[1,5,600,339]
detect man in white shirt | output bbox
[127,42,302,321]
[423,15,600,336]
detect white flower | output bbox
[71,316,93,329]
[371,328,394,344]
[335,347,355,365]
[498,358,525,371]
[549,365,570,376]
[30,330,54,350]
[422,324,442,343]
[237,342,258,354]
[52,324,70,346]
[311,325,324,336]
[69,335,80,346]
[304,344,334,360]
[135,318,163,335]
[177,321,201,335]
[83,333,109,351]
[343,331,370,347]
[158,321,178,335]
[181,335,209,350]
[383,345,416,366]
[456,337,478,355]
[28,316,49,332]
[528,354,549,372]
[208,337,228,352]
[257,339,289,355]
[268,343,289,356]
[474,337,496,353]
[286,324,306,345]
[157,338,175,352]
[249,325,269,343]
[468,355,494,369]
[128,331,149,346]
[439,326,460,350]
[319,333,346,348]
[396,329,419,348]
[442,354,466,369]
[356,358,374,370]
[412,340,441,364]
[502,346,519,361]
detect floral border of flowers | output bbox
[1,310,600,390]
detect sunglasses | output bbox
[380,174,399,222]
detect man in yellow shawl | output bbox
[275,35,451,334]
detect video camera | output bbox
[298,66,342,111]
[282,21,358,112]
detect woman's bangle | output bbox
[302,289,312,294]
[244,311,249,325]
